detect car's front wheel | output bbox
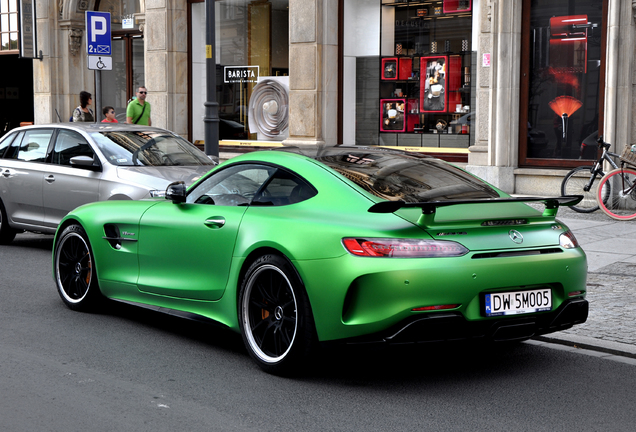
[238,254,316,375]
[54,223,102,311]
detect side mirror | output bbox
[69,155,102,171]
[166,181,187,203]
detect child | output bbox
[101,106,118,123]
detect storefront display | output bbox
[522,1,603,161]
[379,1,473,141]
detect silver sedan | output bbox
[0,123,215,244]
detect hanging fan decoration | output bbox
[248,78,289,140]
[549,96,582,141]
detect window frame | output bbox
[518,0,609,168]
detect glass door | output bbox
[101,35,144,122]
[519,0,607,167]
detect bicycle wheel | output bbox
[561,166,609,213]
[597,167,636,220]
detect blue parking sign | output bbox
[86,11,111,56]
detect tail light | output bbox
[559,230,580,249]
[342,238,469,258]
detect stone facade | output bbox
[28,0,636,197]
[284,0,338,146]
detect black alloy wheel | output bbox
[238,254,316,375]
[54,224,102,311]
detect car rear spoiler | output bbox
[368,195,583,227]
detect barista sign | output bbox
[224,66,259,83]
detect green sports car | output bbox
[52,146,588,374]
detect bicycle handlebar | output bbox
[596,135,611,151]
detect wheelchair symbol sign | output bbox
[88,55,112,71]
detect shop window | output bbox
[371,1,474,149]
[189,0,289,143]
[520,0,605,164]
[97,0,144,122]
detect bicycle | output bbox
[561,136,617,213]
[596,144,636,220]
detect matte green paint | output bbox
[53,150,588,342]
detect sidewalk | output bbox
[535,206,636,358]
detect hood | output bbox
[116,165,211,190]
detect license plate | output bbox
[484,289,552,317]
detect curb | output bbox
[534,334,636,359]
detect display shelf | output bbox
[379,1,473,137]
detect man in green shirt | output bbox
[126,86,152,126]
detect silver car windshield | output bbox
[89,131,214,167]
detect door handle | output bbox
[2,169,10,177]
[45,175,55,183]
[204,217,225,228]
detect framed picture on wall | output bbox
[420,56,448,113]
[380,99,406,132]
[381,58,398,80]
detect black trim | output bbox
[368,195,584,214]
[338,298,588,345]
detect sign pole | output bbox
[95,70,102,123]
[204,0,220,161]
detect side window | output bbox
[52,130,94,166]
[16,129,54,162]
[187,164,275,206]
[3,131,25,159]
[255,169,317,206]
[186,163,317,207]
[0,132,18,158]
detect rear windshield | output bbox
[313,149,500,202]
[89,131,214,167]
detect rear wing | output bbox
[368,195,583,228]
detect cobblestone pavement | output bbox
[537,207,636,357]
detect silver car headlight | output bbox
[149,190,166,198]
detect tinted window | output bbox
[254,169,317,206]
[52,130,94,166]
[89,130,213,167]
[281,147,499,202]
[16,129,54,162]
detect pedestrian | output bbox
[126,86,151,126]
[72,91,94,122]
[101,106,118,123]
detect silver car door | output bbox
[42,129,101,228]
[0,129,54,227]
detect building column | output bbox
[34,0,94,124]
[284,0,338,146]
[145,0,188,136]
[466,0,520,193]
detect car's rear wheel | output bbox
[0,199,17,245]
[54,224,102,311]
[238,254,316,375]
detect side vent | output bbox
[103,224,137,250]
